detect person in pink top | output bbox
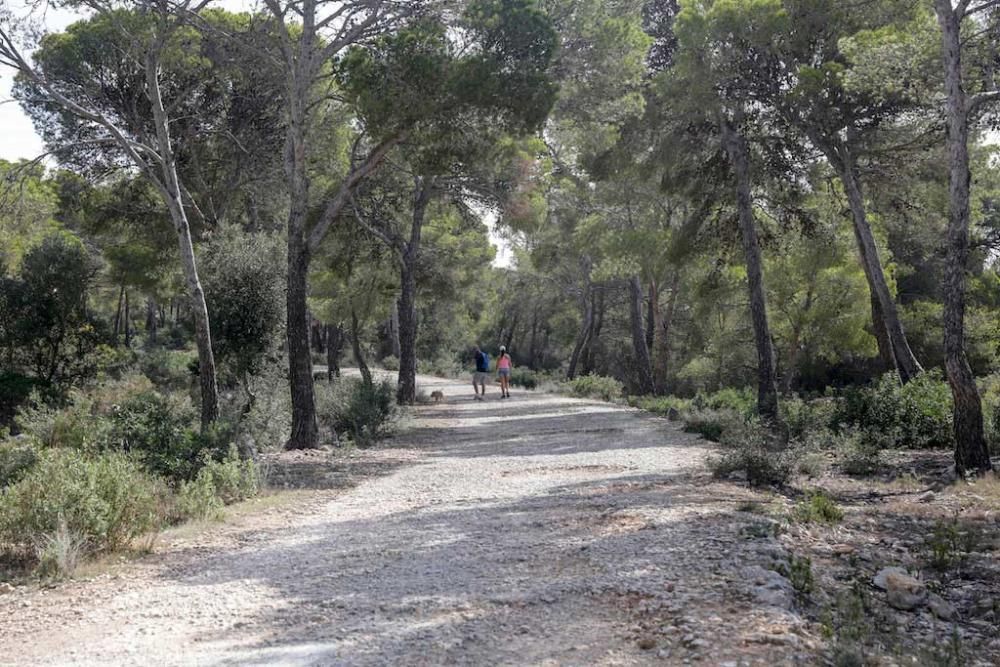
[497,345,512,399]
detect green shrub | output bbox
[0,449,162,553]
[708,419,792,486]
[509,368,539,390]
[15,390,112,451]
[682,407,743,442]
[781,397,837,441]
[174,449,260,521]
[175,471,224,521]
[317,378,397,446]
[628,395,692,417]
[692,387,755,417]
[835,371,952,449]
[792,490,844,524]
[0,439,38,488]
[109,390,204,482]
[837,429,885,476]
[197,449,260,505]
[562,374,623,401]
[381,355,400,371]
[139,348,196,392]
[0,372,39,428]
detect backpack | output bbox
[477,351,490,372]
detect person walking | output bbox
[472,345,490,401]
[497,345,512,399]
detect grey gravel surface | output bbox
[0,375,818,666]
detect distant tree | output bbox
[0,233,103,389]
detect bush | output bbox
[509,368,540,390]
[0,372,38,428]
[692,387,755,417]
[15,390,112,451]
[839,429,884,476]
[682,407,744,442]
[317,378,397,447]
[792,490,844,524]
[109,390,204,482]
[628,395,692,417]
[381,355,400,371]
[0,439,38,488]
[139,348,196,393]
[562,374,623,401]
[174,449,260,521]
[835,371,952,449]
[0,449,162,554]
[781,397,837,441]
[708,419,792,486]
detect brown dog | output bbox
[430,390,445,403]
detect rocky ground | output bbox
[0,375,998,666]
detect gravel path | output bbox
[0,376,819,665]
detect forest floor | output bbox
[1,374,999,666]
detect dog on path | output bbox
[430,390,445,403]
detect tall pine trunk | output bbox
[566,269,593,380]
[351,308,372,386]
[286,239,318,449]
[145,46,218,431]
[629,276,655,395]
[833,141,922,381]
[721,118,779,421]
[326,323,342,381]
[397,177,432,405]
[935,0,993,475]
[652,272,680,395]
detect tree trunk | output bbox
[653,272,680,395]
[529,310,540,369]
[935,0,993,475]
[145,297,158,344]
[146,52,219,431]
[721,117,779,421]
[566,274,593,380]
[397,176,432,406]
[504,312,518,350]
[389,300,401,359]
[582,289,604,376]
[286,241,319,449]
[629,276,655,394]
[123,290,132,348]
[311,316,325,354]
[326,323,342,381]
[351,308,372,386]
[869,293,896,372]
[645,281,656,351]
[834,141,922,382]
[112,282,125,345]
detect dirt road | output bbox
[0,376,818,665]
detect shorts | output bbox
[498,368,511,377]
[473,371,489,384]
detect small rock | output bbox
[0,582,14,595]
[928,594,956,621]
[637,637,657,650]
[832,544,855,556]
[884,572,927,611]
[917,491,936,503]
[727,470,748,482]
[873,566,909,591]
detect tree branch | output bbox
[307,131,406,252]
